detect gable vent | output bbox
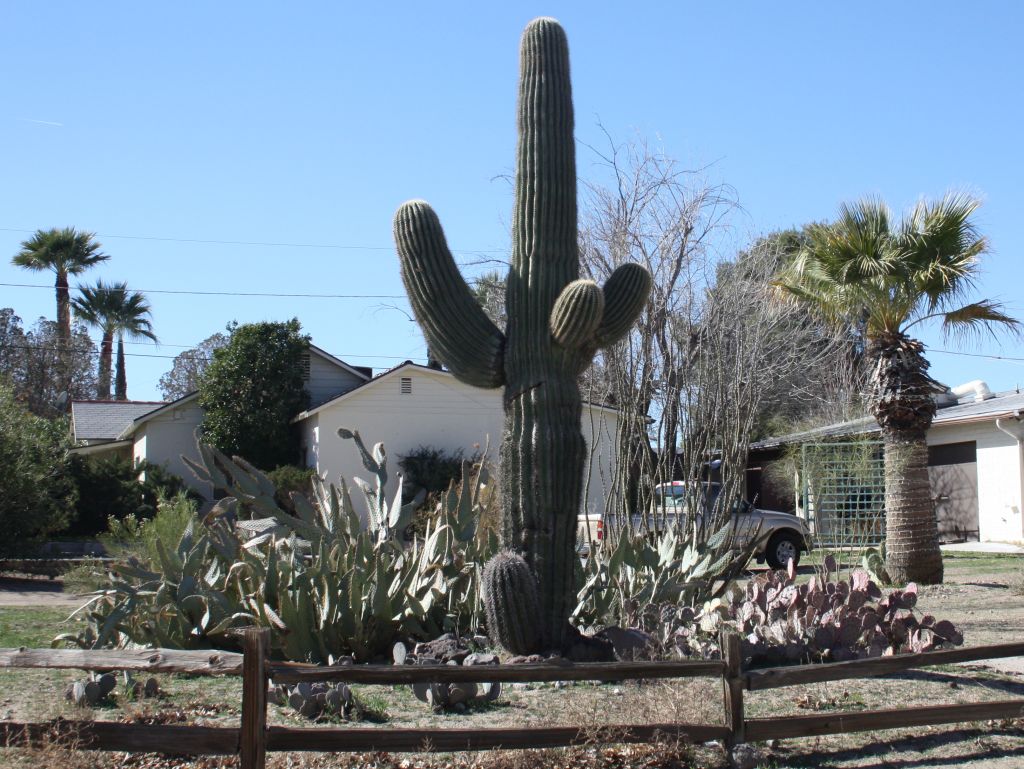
[400,377,413,394]
[300,353,311,382]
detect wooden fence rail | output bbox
[1,630,1023,769]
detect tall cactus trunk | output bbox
[501,19,582,650]
[394,18,652,658]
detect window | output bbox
[400,377,412,394]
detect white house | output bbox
[70,345,372,498]
[292,361,620,524]
[747,381,1024,545]
[71,350,621,522]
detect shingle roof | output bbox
[71,400,165,443]
[751,388,1024,450]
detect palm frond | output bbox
[939,300,1022,344]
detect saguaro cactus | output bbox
[394,18,651,654]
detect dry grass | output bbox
[3,553,1024,768]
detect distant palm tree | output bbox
[12,228,109,400]
[73,281,156,400]
[775,193,1019,585]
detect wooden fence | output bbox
[2,630,1024,768]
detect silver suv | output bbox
[578,481,812,569]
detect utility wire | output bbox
[0,227,506,255]
[2,343,415,361]
[0,282,407,300]
[931,349,1024,364]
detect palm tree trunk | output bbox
[869,333,944,585]
[55,270,72,408]
[882,430,944,584]
[98,331,113,399]
[115,337,127,400]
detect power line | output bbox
[931,348,1024,364]
[0,282,407,300]
[2,342,415,361]
[0,227,507,255]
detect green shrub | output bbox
[398,445,475,500]
[64,455,197,536]
[266,464,316,512]
[0,383,76,543]
[101,491,198,568]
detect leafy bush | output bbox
[398,445,472,499]
[64,455,197,536]
[198,319,310,470]
[265,464,316,512]
[102,492,198,566]
[0,383,76,542]
[674,557,963,666]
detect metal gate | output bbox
[800,441,885,548]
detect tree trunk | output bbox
[55,271,72,408]
[114,337,127,400]
[869,332,943,585]
[98,331,113,399]
[883,431,944,584]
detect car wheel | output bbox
[765,531,801,570]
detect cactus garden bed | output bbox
[1,552,1023,768]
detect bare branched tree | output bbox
[579,134,864,543]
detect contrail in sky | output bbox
[18,118,64,127]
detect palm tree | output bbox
[72,281,156,400]
[775,193,1019,585]
[71,280,124,399]
[12,228,109,400]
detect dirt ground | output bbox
[1,552,1022,768]
[0,576,86,609]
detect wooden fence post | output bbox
[240,627,270,769]
[721,630,745,746]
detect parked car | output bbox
[577,481,812,569]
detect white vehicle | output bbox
[577,481,812,569]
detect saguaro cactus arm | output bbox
[395,200,507,389]
[595,262,652,348]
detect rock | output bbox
[729,744,763,769]
[471,635,490,648]
[596,626,655,660]
[415,634,461,661]
[464,653,499,666]
[446,649,471,664]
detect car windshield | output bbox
[652,482,722,509]
[651,483,756,516]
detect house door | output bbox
[928,441,979,543]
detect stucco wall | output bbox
[929,421,1024,543]
[135,402,211,499]
[301,368,618,526]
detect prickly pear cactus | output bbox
[394,18,651,654]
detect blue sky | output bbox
[2,2,1022,402]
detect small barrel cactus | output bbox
[394,18,651,656]
[482,551,543,655]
